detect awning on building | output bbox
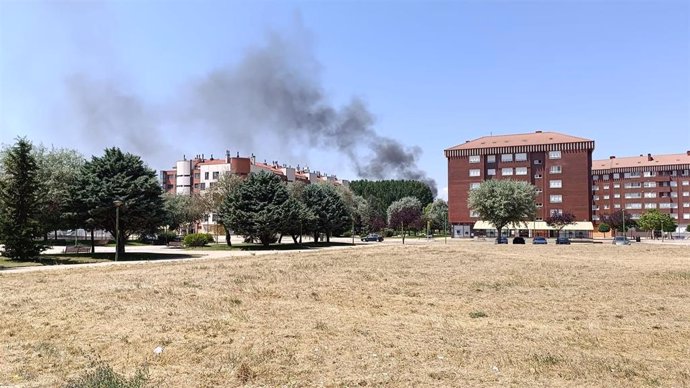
[473,221,593,231]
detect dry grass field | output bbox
[1,241,689,387]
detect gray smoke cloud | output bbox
[67,29,437,195]
[184,32,437,195]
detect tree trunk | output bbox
[225,229,232,246]
[291,235,298,244]
[314,232,319,242]
[90,229,95,253]
[326,233,330,243]
[54,230,58,241]
[278,234,283,243]
[117,234,126,257]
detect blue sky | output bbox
[1,0,688,199]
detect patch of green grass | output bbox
[65,361,148,388]
[469,311,488,319]
[0,258,42,270]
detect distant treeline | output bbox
[349,179,434,211]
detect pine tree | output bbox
[0,138,46,260]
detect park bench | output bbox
[167,241,183,248]
[64,245,92,254]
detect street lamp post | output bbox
[114,200,123,261]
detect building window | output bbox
[469,169,481,177]
[624,172,642,178]
[671,192,678,198]
[549,195,562,203]
[682,180,689,186]
[614,193,621,198]
[603,195,610,200]
[592,185,599,191]
[470,183,481,190]
[193,183,199,189]
[603,175,609,181]
[212,171,220,179]
[469,155,481,163]
[548,150,561,159]
[613,173,620,179]
[625,203,642,209]
[592,215,600,221]
[643,171,656,177]
[515,167,528,175]
[603,205,610,210]
[200,183,206,190]
[659,203,672,209]
[204,172,209,180]
[614,203,621,209]
[194,173,200,179]
[501,154,513,162]
[593,195,599,201]
[487,169,496,176]
[624,192,641,199]
[613,183,620,189]
[502,168,513,176]
[549,166,562,174]
[644,203,657,209]
[593,175,599,181]
[550,180,562,188]
[536,203,543,208]
[643,182,657,188]
[670,181,678,187]
[684,214,690,220]
[644,192,657,198]
[515,153,527,162]
[534,173,543,179]
[684,203,690,208]
[534,159,542,165]
[550,208,562,216]
[487,155,496,163]
[683,192,690,197]
[624,182,642,189]
[604,185,610,189]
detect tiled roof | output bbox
[198,159,230,166]
[593,152,690,171]
[446,131,593,151]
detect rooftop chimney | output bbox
[687,150,690,156]
[609,156,616,159]
[647,153,653,161]
[535,130,543,133]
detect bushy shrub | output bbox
[341,230,352,238]
[183,233,214,247]
[156,230,179,245]
[383,228,396,238]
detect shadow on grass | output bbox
[1,252,202,270]
[193,241,355,251]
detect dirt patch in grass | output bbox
[1,242,689,386]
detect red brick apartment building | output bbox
[445,131,594,237]
[591,152,690,229]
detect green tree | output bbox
[302,183,351,242]
[545,211,577,238]
[467,180,537,240]
[34,146,85,240]
[0,138,46,260]
[73,148,165,256]
[205,173,244,246]
[387,196,423,244]
[163,193,207,233]
[349,179,434,216]
[598,223,611,238]
[638,209,665,239]
[219,171,289,246]
[424,199,448,233]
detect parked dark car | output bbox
[496,236,508,244]
[532,236,548,245]
[361,233,384,242]
[555,237,571,245]
[512,237,525,244]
